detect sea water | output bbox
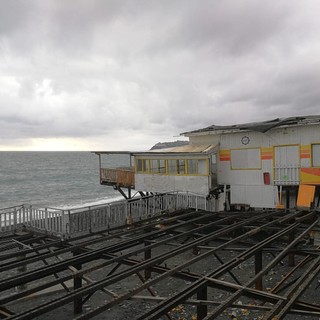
[0,152,131,209]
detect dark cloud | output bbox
[0,0,319,150]
[163,1,292,56]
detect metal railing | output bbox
[1,192,216,238]
[0,205,68,237]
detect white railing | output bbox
[0,205,24,233]
[0,205,68,237]
[274,165,300,185]
[0,192,216,238]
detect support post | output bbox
[285,188,290,210]
[114,186,128,200]
[73,252,83,314]
[13,209,17,232]
[98,154,102,182]
[44,208,48,231]
[62,210,69,236]
[197,285,207,319]
[144,240,151,280]
[16,252,27,292]
[288,231,295,267]
[127,188,132,222]
[255,250,263,290]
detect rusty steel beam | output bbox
[203,276,285,303]
[0,210,202,271]
[203,220,319,320]
[130,294,273,310]
[1,209,318,320]
[264,256,320,319]
[136,216,316,320]
[0,212,221,306]
[6,211,278,320]
[0,211,214,290]
[255,250,263,290]
[197,285,208,320]
[119,216,302,320]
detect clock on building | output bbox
[241,136,250,145]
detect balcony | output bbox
[100,167,135,188]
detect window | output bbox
[177,160,186,174]
[159,160,166,173]
[143,160,149,173]
[136,159,149,173]
[136,158,208,175]
[136,159,143,173]
[150,159,166,174]
[150,160,159,173]
[198,159,207,174]
[231,148,261,169]
[312,144,320,167]
[187,159,197,174]
[168,160,177,174]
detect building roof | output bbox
[132,144,216,156]
[93,145,217,156]
[93,151,134,155]
[182,115,320,136]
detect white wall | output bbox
[135,174,210,195]
[231,185,279,208]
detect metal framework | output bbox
[0,209,319,320]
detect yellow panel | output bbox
[297,185,316,209]
[300,168,320,184]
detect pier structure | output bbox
[0,193,319,319]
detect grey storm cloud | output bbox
[0,0,319,150]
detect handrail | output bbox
[0,205,66,237]
[0,192,216,238]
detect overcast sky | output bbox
[1,0,319,151]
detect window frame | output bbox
[230,148,262,170]
[135,159,150,173]
[311,144,320,167]
[135,157,209,176]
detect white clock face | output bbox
[241,136,250,145]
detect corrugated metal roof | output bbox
[133,144,216,155]
[182,115,320,135]
[93,151,134,155]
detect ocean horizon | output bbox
[0,151,131,209]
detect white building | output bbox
[96,115,320,210]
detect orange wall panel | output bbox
[297,185,316,209]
